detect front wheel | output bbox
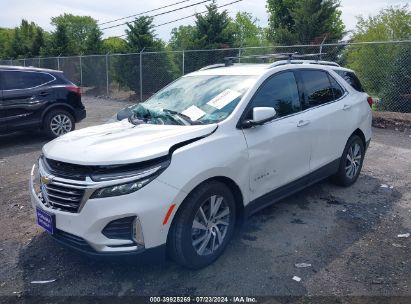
[168,181,236,269]
[43,110,75,138]
[333,135,365,186]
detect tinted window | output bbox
[300,70,334,107]
[328,75,345,100]
[334,70,365,92]
[2,71,53,90]
[250,72,301,117]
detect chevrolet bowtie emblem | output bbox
[41,175,52,185]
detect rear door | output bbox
[0,70,55,130]
[242,71,312,201]
[295,69,340,171]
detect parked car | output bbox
[30,59,372,268]
[0,66,86,138]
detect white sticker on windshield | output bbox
[182,105,206,121]
[207,89,241,110]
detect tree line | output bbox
[0,1,409,112]
[0,0,350,59]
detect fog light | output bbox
[133,216,145,247]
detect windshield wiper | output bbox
[163,108,203,125]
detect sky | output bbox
[0,0,409,42]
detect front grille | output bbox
[44,157,90,181]
[102,216,136,241]
[41,183,85,213]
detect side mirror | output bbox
[242,107,277,128]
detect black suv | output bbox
[0,66,86,138]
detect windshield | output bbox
[129,75,257,125]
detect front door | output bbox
[241,71,312,201]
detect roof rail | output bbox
[199,63,227,71]
[268,60,340,68]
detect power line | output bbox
[117,0,243,38]
[101,0,212,31]
[156,0,242,28]
[99,0,192,26]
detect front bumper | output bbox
[30,164,182,257]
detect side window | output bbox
[334,70,365,92]
[249,72,301,118]
[2,71,51,90]
[328,75,345,100]
[300,70,334,107]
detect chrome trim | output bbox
[38,157,163,213]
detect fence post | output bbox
[139,48,145,102]
[182,50,185,75]
[57,55,61,71]
[319,36,327,60]
[238,48,241,63]
[79,55,83,87]
[106,53,110,97]
[38,57,41,68]
[23,59,26,67]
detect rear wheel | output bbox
[43,110,75,138]
[333,135,365,186]
[168,181,236,269]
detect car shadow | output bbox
[0,131,50,157]
[17,174,401,297]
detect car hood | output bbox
[43,120,217,165]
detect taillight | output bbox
[367,96,373,108]
[66,85,81,95]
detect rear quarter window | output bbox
[334,70,365,92]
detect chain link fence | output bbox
[1,41,410,112]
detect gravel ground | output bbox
[0,97,410,302]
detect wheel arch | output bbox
[41,103,76,124]
[351,128,366,147]
[166,175,245,247]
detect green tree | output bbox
[169,25,198,50]
[381,47,411,112]
[0,28,14,59]
[102,37,128,53]
[50,14,103,54]
[47,23,73,56]
[113,16,177,98]
[266,0,345,44]
[3,20,45,59]
[229,12,268,47]
[345,5,411,111]
[194,0,234,49]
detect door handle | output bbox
[297,120,310,127]
[343,104,351,111]
[38,91,49,97]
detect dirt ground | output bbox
[0,97,410,302]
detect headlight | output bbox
[90,159,170,199]
[90,177,152,199]
[31,163,41,195]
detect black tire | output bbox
[43,109,75,139]
[333,135,365,187]
[168,181,236,269]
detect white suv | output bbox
[30,60,372,268]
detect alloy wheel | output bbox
[50,114,73,136]
[345,142,362,179]
[191,195,230,256]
